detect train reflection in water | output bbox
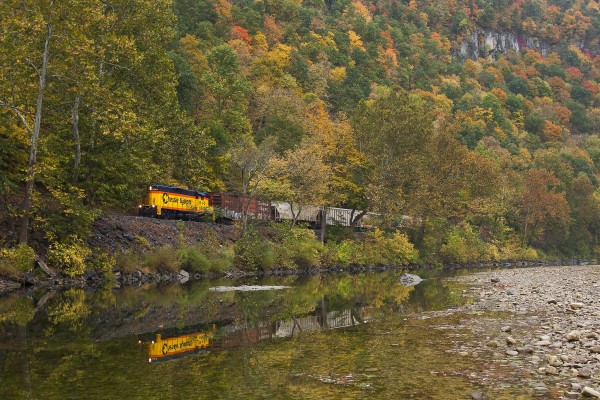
[142,306,369,363]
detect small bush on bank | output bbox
[48,238,91,276]
[0,243,36,276]
[179,246,210,273]
[116,252,143,273]
[234,229,276,270]
[89,253,116,280]
[143,245,181,272]
[321,240,356,268]
[498,240,540,261]
[439,223,491,264]
[274,226,323,269]
[360,229,418,266]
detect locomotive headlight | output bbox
[138,205,142,208]
[149,186,153,190]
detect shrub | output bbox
[178,246,210,273]
[0,243,36,276]
[209,246,234,272]
[143,245,181,272]
[48,239,92,276]
[115,252,143,273]
[275,227,323,269]
[234,229,276,270]
[89,253,116,280]
[321,240,356,268]
[439,223,490,264]
[361,229,418,266]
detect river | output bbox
[0,269,544,399]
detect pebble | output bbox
[571,303,585,310]
[500,326,512,332]
[517,347,533,353]
[579,368,593,378]
[567,331,582,341]
[548,355,563,366]
[582,386,600,398]
[565,391,581,399]
[506,336,517,345]
[546,366,559,375]
[506,350,519,356]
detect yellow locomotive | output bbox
[138,184,213,220]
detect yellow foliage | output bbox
[309,31,337,50]
[519,147,532,162]
[251,31,268,52]
[348,30,364,50]
[351,0,372,22]
[330,66,347,82]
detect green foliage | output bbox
[178,244,234,273]
[273,225,324,269]
[142,246,182,272]
[89,253,116,281]
[0,243,36,276]
[234,229,276,270]
[2,0,600,265]
[47,238,91,277]
[358,229,418,266]
[439,223,492,264]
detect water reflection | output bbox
[0,270,476,400]
[143,303,369,363]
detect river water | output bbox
[0,270,537,399]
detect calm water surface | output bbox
[0,269,539,399]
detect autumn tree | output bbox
[519,169,569,247]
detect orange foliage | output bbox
[566,66,584,81]
[352,0,372,22]
[214,0,232,18]
[553,104,572,126]
[491,88,507,102]
[231,26,251,45]
[264,15,284,45]
[582,80,599,94]
[547,76,571,102]
[430,32,451,53]
[543,120,563,142]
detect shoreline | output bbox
[0,259,593,295]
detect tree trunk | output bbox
[349,209,368,231]
[289,202,299,229]
[19,24,52,244]
[319,206,327,243]
[72,96,81,185]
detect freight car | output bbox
[139,184,373,228]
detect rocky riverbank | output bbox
[419,265,600,399]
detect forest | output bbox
[1,0,600,274]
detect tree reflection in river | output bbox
[0,270,485,399]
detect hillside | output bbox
[1,0,600,275]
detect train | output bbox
[138,184,374,228]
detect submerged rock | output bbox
[398,273,423,287]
